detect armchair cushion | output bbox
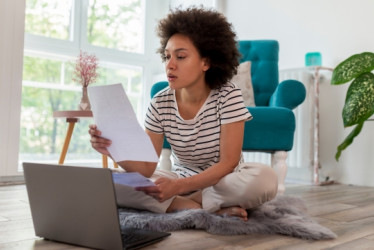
[231,61,255,107]
[269,80,306,110]
[243,107,296,151]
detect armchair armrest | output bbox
[151,81,168,98]
[269,80,306,109]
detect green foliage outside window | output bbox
[87,0,143,53]
[25,0,73,40]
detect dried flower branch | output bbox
[72,50,99,87]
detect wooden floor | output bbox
[1,183,374,250]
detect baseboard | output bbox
[286,167,313,184]
[0,175,25,186]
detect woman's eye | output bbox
[163,54,185,61]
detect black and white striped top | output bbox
[145,82,252,178]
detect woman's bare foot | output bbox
[216,207,248,221]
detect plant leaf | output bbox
[331,52,374,85]
[342,72,374,127]
[335,122,364,161]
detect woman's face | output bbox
[164,33,210,90]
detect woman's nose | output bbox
[166,57,176,70]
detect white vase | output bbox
[79,86,91,111]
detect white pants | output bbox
[114,162,278,213]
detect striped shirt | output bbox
[145,82,252,178]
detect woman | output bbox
[89,7,278,221]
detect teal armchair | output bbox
[151,40,306,193]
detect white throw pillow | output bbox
[231,61,255,107]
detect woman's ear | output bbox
[202,58,211,72]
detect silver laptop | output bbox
[23,162,170,250]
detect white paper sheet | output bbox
[88,83,159,163]
[112,172,155,188]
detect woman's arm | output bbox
[116,129,164,177]
[137,120,245,201]
[89,124,164,177]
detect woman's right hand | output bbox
[88,124,112,156]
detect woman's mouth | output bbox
[167,74,177,81]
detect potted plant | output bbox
[331,52,374,160]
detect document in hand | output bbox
[88,83,159,163]
[112,172,155,188]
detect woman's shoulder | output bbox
[220,82,237,90]
[150,86,176,112]
[152,86,173,101]
[214,82,240,97]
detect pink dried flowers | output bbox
[72,51,99,87]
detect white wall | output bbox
[224,0,374,69]
[224,0,374,186]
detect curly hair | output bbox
[157,7,240,89]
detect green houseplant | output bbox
[331,52,374,161]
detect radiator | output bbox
[242,67,333,181]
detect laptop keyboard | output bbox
[120,228,170,249]
[121,230,146,244]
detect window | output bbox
[20,0,154,169]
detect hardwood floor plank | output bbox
[364,234,374,240]
[231,236,304,250]
[307,202,356,216]
[273,217,374,249]
[326,238,374,250]
[0,228,36,244]
[0,219,34,232]
[0,207,31,221]
[0,239,88,250]
[321,203,374,222]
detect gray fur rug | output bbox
[118,195,337,240]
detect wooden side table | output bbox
[53,110,118,168]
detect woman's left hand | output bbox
[136,177,178,202]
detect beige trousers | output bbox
[114,162,278,213]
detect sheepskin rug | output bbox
[119,195,336,240]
